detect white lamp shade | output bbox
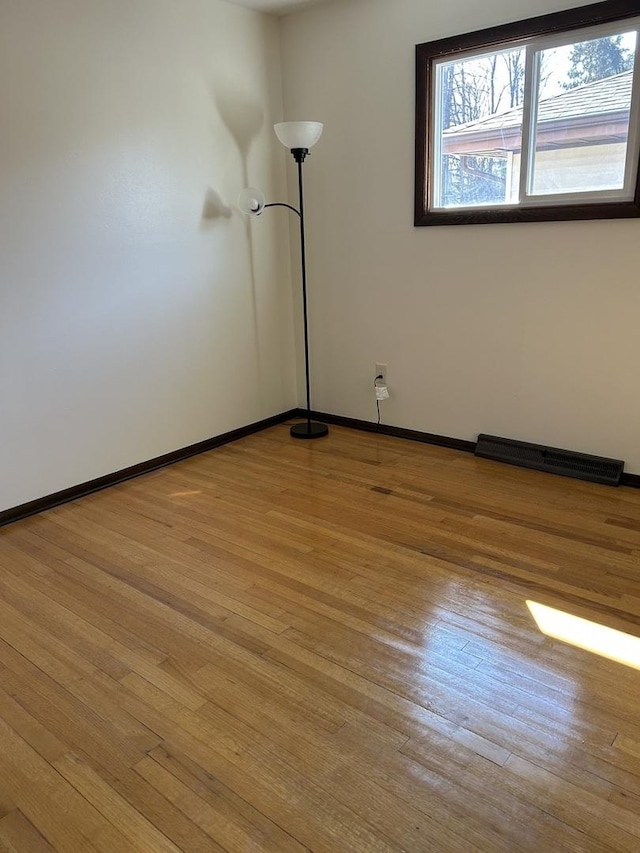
[237,186,266,216]
[274,121,323,151]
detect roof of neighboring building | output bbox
[443,70,633,139]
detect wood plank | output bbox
[0,810,56,853]
[0,715,128,852]
[53,753,181,853]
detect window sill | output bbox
[414,199,640,226]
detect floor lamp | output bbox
[238,121,328,440]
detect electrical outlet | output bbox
[375,363,388,384]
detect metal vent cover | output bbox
[475,434,624,486]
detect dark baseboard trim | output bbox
[3,406,637,530]
[299,409,477,454]
[303,410,640,489]
[0,409,298,530]
[621,473,640,489]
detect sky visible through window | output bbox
[539,30,636,98]
[439,31,637,131]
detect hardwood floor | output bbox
[1,423,640,852]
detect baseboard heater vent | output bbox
[475,434,624,486]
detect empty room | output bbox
[1,0,640,850]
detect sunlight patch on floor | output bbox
[527,600,640,671]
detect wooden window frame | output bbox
[415,0,640,226]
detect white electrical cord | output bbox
[374,374,389,430]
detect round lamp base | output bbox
[290,422,329,440]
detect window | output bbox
[415,0,640,225]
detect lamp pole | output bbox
[297,154,311,430]
[238,121,328,440]
[288,148,327,439]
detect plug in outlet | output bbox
[375,363,388,384]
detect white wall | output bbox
[280,0,640,472]
[0,0,296,511]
